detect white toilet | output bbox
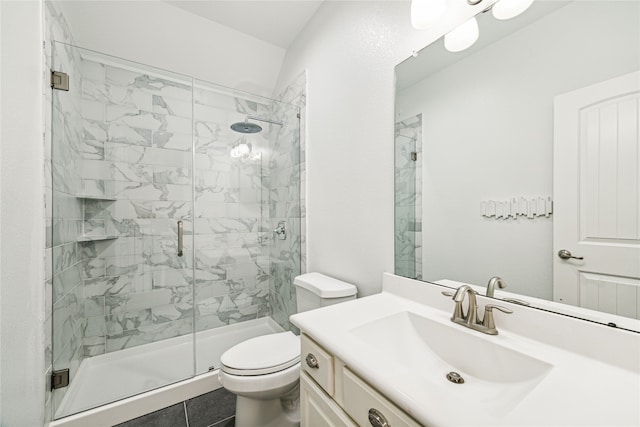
[218,272,357,427]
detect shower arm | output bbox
[245,115,283,126]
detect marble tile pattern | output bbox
[78,59,197,357]
[74,58,294,358]
[49,43,303,417]
[269,73,305,331]
[394,115,423,280]
[191,82,273,343]
[277,71,306,274]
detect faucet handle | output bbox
[482,304,513,332]
[502,297,530,306]
[485,304,513,314]
[442,291,465,321]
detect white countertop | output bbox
[291,273,640,427]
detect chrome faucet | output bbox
[443,285,513,335]
[486,276,506,297]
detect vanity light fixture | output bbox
[491,0,535,20]
[412,0,532,52]
[444,16,479,52]
[411,0,448,29]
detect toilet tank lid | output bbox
[293,272,357,298]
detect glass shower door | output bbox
[51,43,195,419]
[190,79,303,373]
[191,80,274,374]
[394,114,423,280]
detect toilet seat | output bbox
[221,331,300,376]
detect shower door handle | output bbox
[177,220,183,257]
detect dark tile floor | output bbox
[114,388,236,427]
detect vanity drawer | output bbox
[342,368,421,427]
[301,334,335,396]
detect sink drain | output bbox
[446,371,464,384]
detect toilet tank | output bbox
[294,272,357,313]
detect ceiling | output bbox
[166,1,324,49]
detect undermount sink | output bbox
[350,310,553,410]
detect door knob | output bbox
[558,249,583,260]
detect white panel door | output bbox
[553,71,640,319]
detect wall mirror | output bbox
[394,0,639,331]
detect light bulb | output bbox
[237,143,251,157]
[444,17,479,52]
[230,138,252,158]
[492,0,534,20]
[411,0,448,30]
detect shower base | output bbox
[52,317,284,426]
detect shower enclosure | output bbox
[394,114,423,280]
[50,43,301,419]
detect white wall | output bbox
[396,1,639,299]
[275,1,491,297]
[0,1,46,425]
[0,0,3,419]
[55,0,286,97]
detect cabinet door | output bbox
[301,372,357,427]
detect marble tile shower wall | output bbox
[76,58,279,357]
[78,61,195,356]
[277,70,306,271]
[191,83,273,335]
[394,115,423,280]
[269,72,305,331]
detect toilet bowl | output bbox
[219,273,357,427]
[219,331,301,427]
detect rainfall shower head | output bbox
[230,116,284,134]
[230,118,262,134]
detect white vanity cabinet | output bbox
[292,275,640,427]
[300,373,357,427]
[300,334,422,427]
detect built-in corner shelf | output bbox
[77,235,119,243]
[75,195,117,201]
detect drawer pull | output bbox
[305,353,319,369]
[368,408,390,427]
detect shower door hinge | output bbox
[51,369,69,390]
[411,152,418,161]
[51,71,69,91]
[297,113,301,119]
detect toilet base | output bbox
[234,383,300,427]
